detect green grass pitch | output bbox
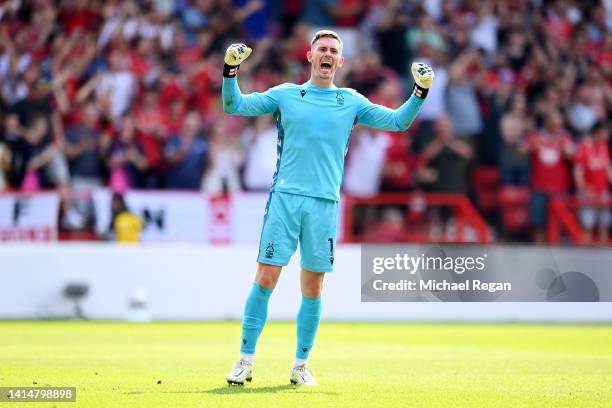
[1,322,611,407]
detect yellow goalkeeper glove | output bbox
[223,43,252,78]
[411,62,435,98]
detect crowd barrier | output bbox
[549,196,612,244]
[1,189,490,244]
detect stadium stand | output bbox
[0,0,611,244]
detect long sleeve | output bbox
[355,92,425,131]
[222,77,280,116]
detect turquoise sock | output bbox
[240,283,273,354]
[296,296,322,359]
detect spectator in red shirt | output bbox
[129,37,158,81]
[134,86,166,187]
[160,98,187,137]
[381,132,436,192]
[523,110,575,242]
[335,0,365,27]
[574,121,612,243]
[60,0,100,35]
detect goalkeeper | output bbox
[223,30,434,386]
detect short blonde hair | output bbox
[311,30,343,52]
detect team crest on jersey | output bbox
[336,91,344,106]
[300,89,307,98]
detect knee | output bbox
[255,264,281,289]
[257,273,277,289]
[302,276,324,298]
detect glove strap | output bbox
[223,63,240,78]
[412,83,429,99]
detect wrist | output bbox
[412,83,429,99]
[223,63,240,78]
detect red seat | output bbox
[472,166,501,213]
[498,186,530,232]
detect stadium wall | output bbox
[0,243,610,322]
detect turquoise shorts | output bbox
[257,192,338,272]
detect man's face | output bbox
[546,112,562,132]
[307,37,344,80]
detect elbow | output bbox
[395,113,415,132]
[223,103,235,114]
[397,119,412,132]
[222,98,238,114]
[221,91,233,114]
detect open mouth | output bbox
[320,61,332,72]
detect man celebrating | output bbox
[223,30,434,386]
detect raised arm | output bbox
[222,77,279,116]
[356,93,424,131]
[221,43,279,116]
[356,62,434,131]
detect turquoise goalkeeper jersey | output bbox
[222,78,424,201]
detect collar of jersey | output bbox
[303,81,337,90]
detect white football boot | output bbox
[226,359,253,385]
[290,364,317,386]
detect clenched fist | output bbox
[225,43,252,66]
[411,62,435,89]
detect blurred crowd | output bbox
[0,0,611,242]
